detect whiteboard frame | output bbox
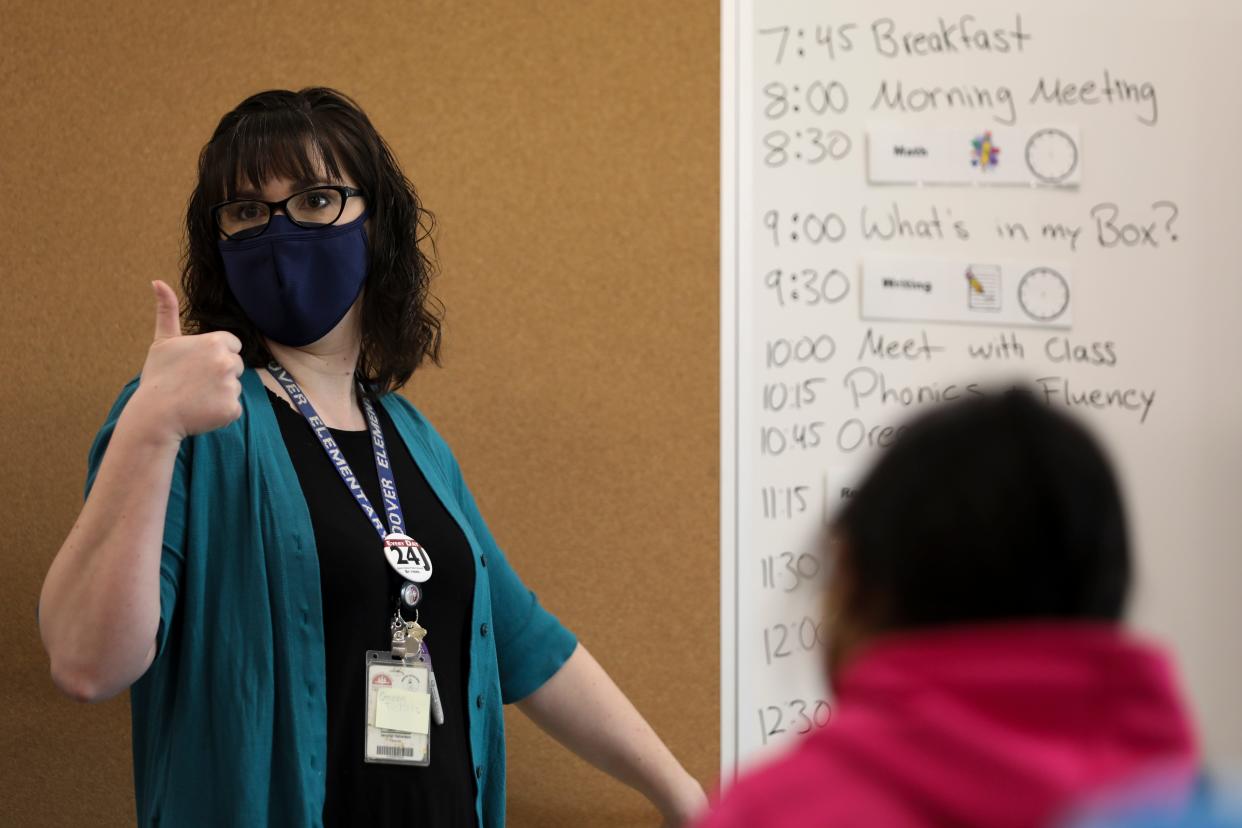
[719,0,740,781]
[720,0,1242,773]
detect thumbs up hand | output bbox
[133,280,244,442]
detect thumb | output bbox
[151,280,182,340]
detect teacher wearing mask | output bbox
[39,87,705,828]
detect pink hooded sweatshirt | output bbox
[697,624,1198,828]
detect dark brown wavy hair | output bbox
[181,87,442,395]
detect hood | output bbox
[818,622,1199,828]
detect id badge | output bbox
[365,651,431,766]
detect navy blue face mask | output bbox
[217,210,370,347]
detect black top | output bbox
[267,386,478,827]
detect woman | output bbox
[39,87,705,827]
[696,390,1199,828]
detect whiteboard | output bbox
[721,0,1242,778]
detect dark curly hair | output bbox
[180,87,442,395]
[833,388,1131,630]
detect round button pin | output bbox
[383,532,433,583]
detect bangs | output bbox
[204,107,350,203]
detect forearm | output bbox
[516,644,705,822]
[39,395,180,701]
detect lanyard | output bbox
[266,361,405,539]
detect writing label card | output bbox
[861,255,1074,329]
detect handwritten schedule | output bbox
[722,0,1242,776]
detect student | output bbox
[38,87,705,828]
[697,389,1198,828]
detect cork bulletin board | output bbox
[0,2,719,825]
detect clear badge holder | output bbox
[364,625,432,766]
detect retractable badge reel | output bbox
[399,581,423,613]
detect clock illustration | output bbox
[1018,267,1070,322]
[1025,128,1079,184]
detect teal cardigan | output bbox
[85,369,578,827]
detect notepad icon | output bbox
[966,265,1001,311]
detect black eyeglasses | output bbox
[212,185,365,240]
